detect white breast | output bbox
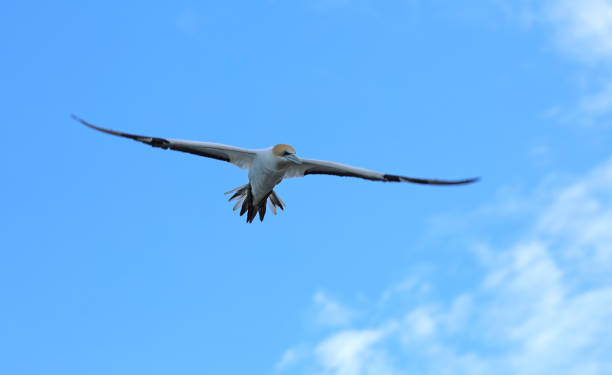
[248,149,287,204]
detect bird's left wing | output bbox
[73,115,256,170]
[285,158,478,185]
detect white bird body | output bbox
[73,115,478,223]
[249,149,287,204]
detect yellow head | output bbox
[272,144,302,164]
[272,144,296,156]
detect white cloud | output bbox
[442,294,472,332]
[314,327,396,375]
[496,0,612,119]
[475,240,612,375]
[496,0,612,62]
[537,156,612,274]
[277,155,612,374]
[313,291,355,327]
[545,0,612,118]
[527,0,612,118]
[276,347,306,371]
[579,82,612,115]
[402,307,436,338]
[547,0,612,62]
[378,276,431,306]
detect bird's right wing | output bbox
[285,158,478,185]
[73,115,256,170]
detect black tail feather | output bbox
[230,191,242,201]
[246,201,258,223]
[258,201,266,221]
[225,184,284,223]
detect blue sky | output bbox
[2,1,612,374]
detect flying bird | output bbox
[73,115,478,223]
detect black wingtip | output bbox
[71,113,84,124]
[71,114,96,130]
[448,176,481,185]
[456,177,480,185]
[383,174,481,185]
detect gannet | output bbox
[73,115,478,223]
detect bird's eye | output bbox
[282,151,291,156]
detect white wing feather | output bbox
[285,158,383,180]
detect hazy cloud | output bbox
[313,291,356,327]
[276,347,306,371]
[314,328,395,375]
[546,0,612,119]
[499,0,612,120]
[547,0,612,62]
[278,155,612,374]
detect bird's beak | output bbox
[285,154,302,164]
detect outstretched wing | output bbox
[285,158,478,185]
[73,115,256,170]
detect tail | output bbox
[224,184,285,223]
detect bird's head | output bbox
[273,144,302,165]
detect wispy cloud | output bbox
[313,291,356,327]
[499,0,612,121]
[277,156,612,374]
[314,327,396,375]
[536,155,612,276]
[546,0,612,120]
[578,82,612,117]
[276,347,306,371]
[547,0,612,62]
